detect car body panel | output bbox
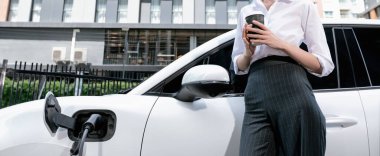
[0,95,157,156]
[314,90,369,156]
[141,96,244,156]
[358,88,380,156]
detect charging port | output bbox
[68,110,117,142]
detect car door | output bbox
[307,27,369,156]
[141,41,246,156]
[350,27,380,156]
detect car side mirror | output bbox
[174,65,231,102]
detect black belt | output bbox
[254,55,298,65]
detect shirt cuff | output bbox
[233,54,250,75]
[308,53,335,77]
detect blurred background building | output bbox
[0,0,370,68]
[362,0,380,18]
[318,0,365,19]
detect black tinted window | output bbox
[334,29,356,88]
[354,28,380,86]
[306,28,338,89]
[342,29,371,87]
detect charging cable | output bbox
[71,114,102,156]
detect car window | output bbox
[159,27,359,96]
[342,29,371,87]
[353,27,380,86]
[334,28,356,88]
[306,27,338,90]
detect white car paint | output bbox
[315,90,369,156]
[182,65,229,85]
[141,97,244,156]
[359,89,380,156]
[0,95,158,156]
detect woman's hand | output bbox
[248,20,288,51]
[235,24,257,72]
[243,24,256,57]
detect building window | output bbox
[63,0,73,22]
[8,0,19,21]
[206,0,215,24]
[151,0,160,23]
[103,30,126,64]
[31,0,42,22]
[324,11,334,18]
[339,0,348,4]
[118,0,128,23]
[172,0,182,24]
[96,0,107,23]
[227,0,237,24]
[103,29,225,65]
[340,10,351,18]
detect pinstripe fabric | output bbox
[240,58,326,156]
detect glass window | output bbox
[104,29,197,65]
[151,0,160,23]
[31,0,42,22]
[335,28,356,88]
[205,0,215,24]
[172,0,182,24]
[103,30,126,64]
[8,0,19,21]
[340,10,351,18]
[96,0,107,23]
[342,29,371,87]
[195,30,225,46]
[63,0,73,22]
[306,28,338,89]
[324,11,333,18]
[118,0,128,23]
[227,0,237,24]
[353,27,380,86]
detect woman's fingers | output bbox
[250,28,267,35]
[242,24,252,45]
[252,39,266,45]
[252,20,268,31]
[248,34,266,40]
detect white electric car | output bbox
[0,19,379,156]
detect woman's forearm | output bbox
[282,43,322,74]
[236,50,252,71]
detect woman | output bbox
[231,0,335,155]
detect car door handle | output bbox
[326,116,358,128]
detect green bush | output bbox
[1,77,139,108]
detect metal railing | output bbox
[0,60,156,108]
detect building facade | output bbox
[0,0,364,68]
[362,0,380,19]
[0,0,253,67]
[320,0,365,19]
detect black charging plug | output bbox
[70,114,103,156]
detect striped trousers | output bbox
[240,57,326,156]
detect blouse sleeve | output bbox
[231,11,250,75]
[303,2,335,77]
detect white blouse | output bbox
[231,0,335,77]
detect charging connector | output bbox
[70,114,102,156]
